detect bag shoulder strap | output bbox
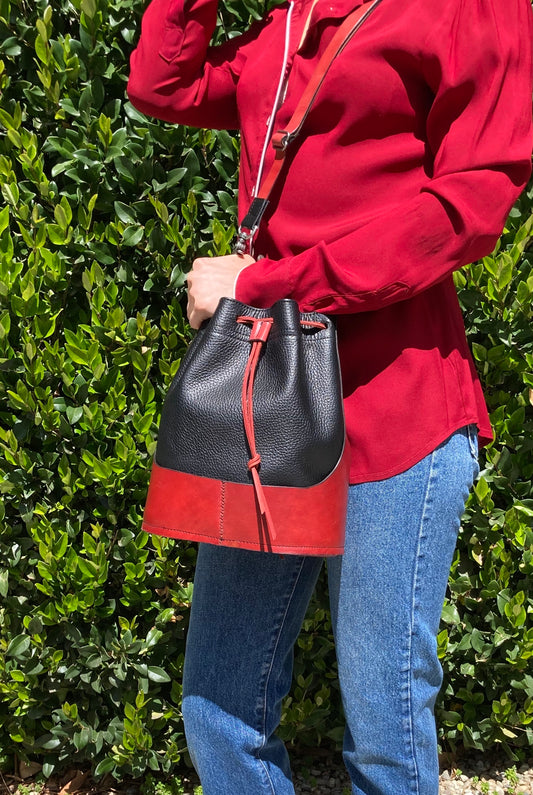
[234,0,383,254]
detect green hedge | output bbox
[0,0,532,780]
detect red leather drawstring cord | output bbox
[299,319,327,330]
[237,315,327,541]
[237,316,276,538]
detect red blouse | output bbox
[128,0,533,484]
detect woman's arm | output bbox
[127,0,265,129]
[235,0,533,314]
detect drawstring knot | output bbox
[247,453,262,470]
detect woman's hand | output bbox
[186,253,255,329]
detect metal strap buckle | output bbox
[232,197,270,255]
[272,130,293,151]
[233,227,256,256]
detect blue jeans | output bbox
[182,426,479,794]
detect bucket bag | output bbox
[142,297,348,554]
[142,0,383,555]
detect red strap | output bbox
[257,0,383,202]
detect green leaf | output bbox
[147,666,171,683]
[55,209,68,234]
[114,201,137,224]
[122,226,144,246]
[6,634,31,659]
[41,736,62,751]
[0,570,9,598]
[47,224,68,245]
[2,182,19,206]
[474,477,490,502]
[0,205,9,235]
[94,758,115,777]
[64,343,89,366]
[0,37,21,57]
[66,405,83,424]
[81,0,97,18]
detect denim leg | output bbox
[328,426,479,795]
[182,544,323,794]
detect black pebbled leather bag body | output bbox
[158,299,344,488]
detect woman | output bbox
[127,0,533,792]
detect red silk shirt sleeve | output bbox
[235,0,533,314]
[127,0,263,129]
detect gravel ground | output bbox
[291,752,533,794]
[3,753,533,795]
